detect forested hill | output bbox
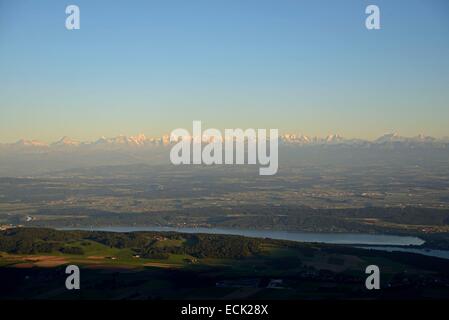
[0,227,263,259]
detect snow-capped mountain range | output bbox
[1,133,448,177]
[280,132,446,146]
[1,133,448,150]
[3,134,171,149]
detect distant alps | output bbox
[2,133,448,150]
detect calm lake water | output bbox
[66,226,425,246]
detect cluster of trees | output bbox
[0,228,63,254]
[185,234,260,259]
[134,234,261,259]
[86,232,153,249]
[0,228,86,255]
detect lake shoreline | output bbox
[59,225,425,246]
[57,225,449,260]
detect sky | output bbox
[0,0,449,143]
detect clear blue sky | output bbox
[1,0,449,142]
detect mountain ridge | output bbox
[1,133,448,150]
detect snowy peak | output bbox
[325,134,344,143]
[375,133,404,143]
[375,133,438,144]
[281,133,345,145]
[412,134,436,142]
[94,134,151,146]
[281,134,312,144]
[129,134,148,145]
[52,136,80,147]
[14,139,48,147]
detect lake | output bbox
[65,226,425,246]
